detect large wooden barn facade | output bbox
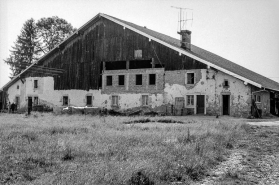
[1,13,279,117]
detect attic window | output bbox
[224,80,229,87]
[17,85,19,89]
[134,50,142,59]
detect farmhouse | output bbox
[1,13,279,117]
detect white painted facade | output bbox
[6,67,253,117]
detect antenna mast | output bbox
[171,6,193,32]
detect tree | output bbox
[4,18,39,77]
[37,16,77,53]
[4,16,76,77]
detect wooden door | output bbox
[196,95,205,114]
[223,95,230,115]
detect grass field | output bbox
[0,113,248,185]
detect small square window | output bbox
[187,73,195,84]
[34,80,38,88]
[142,95,149,106]
[118,75,125,86]
[187,95,194,106]
[112,95,119,106]
[106,76,112,86]
[136,74,142,85]
[86,96,92,106]
[224,80,229,87]
[34,97,38,105]
[63,96,69,106]
[149,74,156,85]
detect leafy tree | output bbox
[4,16,76,77]
[37,16,77,53]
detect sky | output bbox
[0,0,279,88]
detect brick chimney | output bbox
[178,30,191,50]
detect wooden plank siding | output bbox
[39,17,206,90]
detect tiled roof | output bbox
[106,14,279,91]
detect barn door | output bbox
[175,97,184,116]
[196,95,205,114]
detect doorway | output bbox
[196,95,205,114]
[223,95,230,115]
[175,97,184,115]
[28,97,32,114]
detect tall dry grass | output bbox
[0,113,248,184]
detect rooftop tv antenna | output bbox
[171,6,193,32]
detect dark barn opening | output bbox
[130,59,152,69]
[105,61,127,70]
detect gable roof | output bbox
[2,13,279,92]
[102,14,279,92]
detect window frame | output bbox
[63,96,69,106]
[149,74,156,85]
[136,74,143,85]
[118,75,125,86]
[86,95,92,106]
[106,76,113,86]
[186,72,195,85]
[257,95,261,102]
[186,95,194,106]
[224,79,229,87]
[34,96,39,105]
[34,80,38,89]
[112,95,119,106]
[142,95,149,106]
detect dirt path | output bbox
[196,124,279,185]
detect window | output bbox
[112,95,119,106]
[17,85,19,89]
[224,80,229,87]
[187,95,194,106]
[63,96,69,106]
[136,74,142,85]
[86,95,92,106]
[134,50,142,58]
[142,95,149,106]
[257,95,261,102]
[149,74,156,85]
[34,80,38,88]
[34,97,39,105]
[187,73,195,84]
[118,75,125,86]
[106,76,112,86]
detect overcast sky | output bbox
[1,0,279,88]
